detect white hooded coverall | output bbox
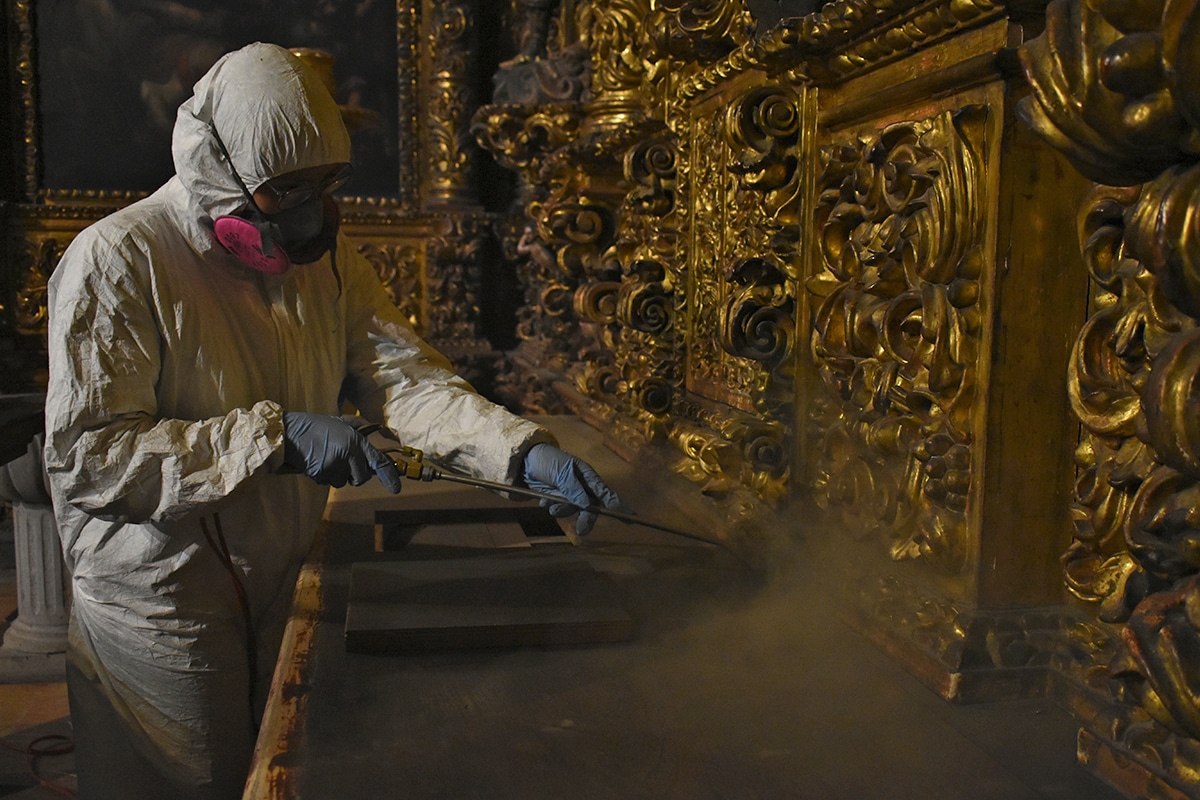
[44,43,548,800]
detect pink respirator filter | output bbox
[213,216,291,275]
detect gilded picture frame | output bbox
[7,0,421,207]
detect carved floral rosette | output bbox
[806,106,986,574]
[1019,0,1200,773]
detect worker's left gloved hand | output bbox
[522,443,621,535]
[281,412,403,493]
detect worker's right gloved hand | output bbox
[281,412,403,493]
[522,443,621,535]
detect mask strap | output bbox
[211,127,279,257]
[330,247,342,299]
[330,246,343,333]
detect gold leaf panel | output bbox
[807,106,987,574]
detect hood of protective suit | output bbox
[172,42,351,222]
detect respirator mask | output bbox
[209,127,351,275]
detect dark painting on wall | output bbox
[35,0,398,197]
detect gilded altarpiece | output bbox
[474,0,809,544]
[477,3,1181,793]
[474,0,1096,704]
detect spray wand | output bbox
[376,440,741,560]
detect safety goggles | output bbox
[257,162,353,211]
[211,125,352,213]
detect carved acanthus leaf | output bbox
[808,107,987,573]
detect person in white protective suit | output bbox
[43,42,620,800]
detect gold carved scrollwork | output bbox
[725,85,803,269]
[1062,187,1158,616]
[612,133,682,432]
[503,221,595,410]
[576,352,623,399]
[1022,0,1200,752]
[645,0,754,63]
[615,134,680,279]
[589,0,649,92]
[623,139,677,218]
[670,82,800,498]
[1114,573,1200,744]
[539,282,575,318]
[574,280,622,323]
[821,0,1001,80]
[426,218,488,343]
[357,242,423,332]
[1019,0,1200,187]
[533,200,615,278]
[670,422,742,494]
[627,372,673,416]
[15,239,60,337]
[726,416,789,501]
[727,87,800,208]
[744,0,1003,82]
[808,106,987,573]
[689,84,800,418]
[1060,183,1200,627]
[538,191,619,405]
[471,105,585,180]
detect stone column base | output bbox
[0,502,69,682]
[0,650,65,684]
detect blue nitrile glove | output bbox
[521,443,621,535]
[281,412,403,493]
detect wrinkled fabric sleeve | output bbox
[43,234,286,525]
[338,243,552,484]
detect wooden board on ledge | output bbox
[373,505,572,551]
[344,554,633,654]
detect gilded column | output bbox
[583,0,652,132]
[396,1,421,211]
[1021,0,1200,793]
[421,0,480,208]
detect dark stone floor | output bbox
[290,415,1129,800]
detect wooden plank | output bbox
[374,505,570,550]
[375,505,551,527]
[243,523,328,800]
[344,555,633,654]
